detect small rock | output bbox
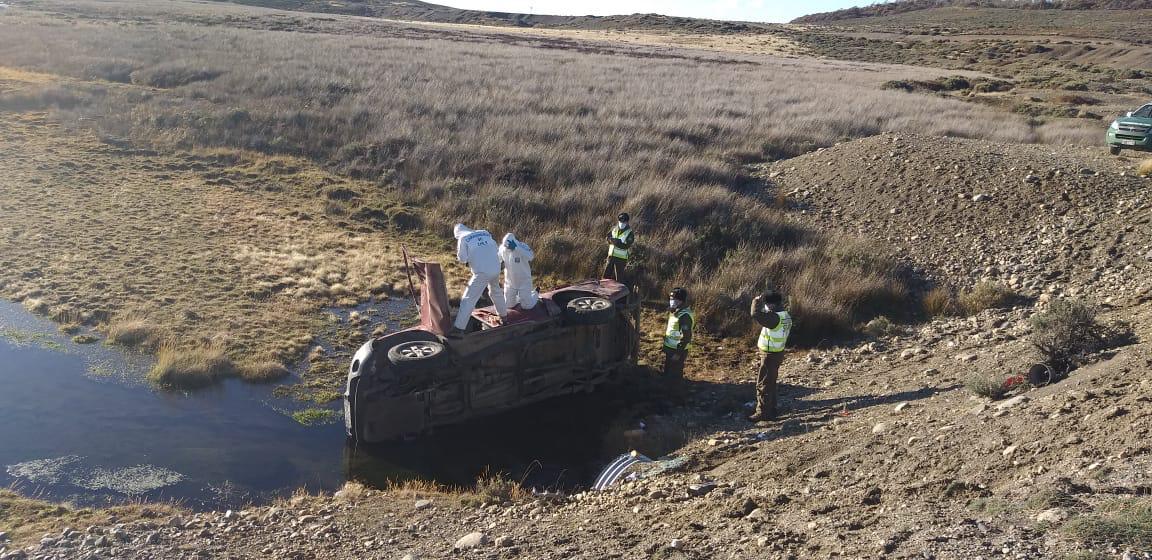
[1036,508,1068,523]
[0,532,7,543]
[972,194,991,202]
[872,422,889,434]
[996,395,1030,411]
[893,402,909,413]
[145,532,160,545]
[669,538,683,549]
[167,516,184,528]
[969,403,988,415]
[1002,445,1019,457]
[414,499,433,511]
[687,483,717,497]
[495,535,513,548]
[399,554,419,560]
[453,532,487,550]
[223,510,237,521]
[955,353,978,362]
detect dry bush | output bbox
[1138,159,1152,178]
[148,344,237,388]
[1054,93,1102,105]
[470,471,529,505]
[965,373,1008,400]
[1029,299,1104,373]
[106,318,165,348]
[958,282,1015,315]
[0,488,181,548]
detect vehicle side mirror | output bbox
[1127,112,1133,117]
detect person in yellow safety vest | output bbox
[662,287,695,379]
[603,212,635,282]
[748,290,792,422]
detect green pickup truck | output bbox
[1108,103,1152,155]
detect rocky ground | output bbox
[4,132,1150,560]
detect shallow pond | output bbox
[0,301,638,510]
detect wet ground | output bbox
[0,301,643,510]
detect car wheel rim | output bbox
[575,298,609,311]
[401,343,437,359]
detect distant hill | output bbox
[207,0,774,34]
[794,0,1152,23]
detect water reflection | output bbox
[0,301,636,510]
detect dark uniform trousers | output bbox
[603,256,628,282]
[662,348,687,379]
[755,351,786,417]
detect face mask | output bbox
[668,299,678,310]
[763,304,771,313]
[618,222,628,230]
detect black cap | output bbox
[762,290,783,305]
[669,287,688,302]
[618,212,630,222]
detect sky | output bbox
[437,1,867,23]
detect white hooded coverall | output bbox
[498,233,538,311]
[453,224,508,330]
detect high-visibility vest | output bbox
[664,308,695,350]
[608,227,634,260]
[757,311,792,353]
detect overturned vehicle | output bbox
[345,260,641,443]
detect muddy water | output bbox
[0,301,634,510]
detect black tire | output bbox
[387,340,447,370]
[1110,146,1122,156]
[1027,363,1054,387]
[564,297,615,325]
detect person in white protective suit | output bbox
[498,233,538,311]
[453,224,508,332]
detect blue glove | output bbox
[505,239,517,250]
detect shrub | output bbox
[1029,299,1104,373]
[148,344,237,388]
[965,373,1008,400]
[470,471,528,505]
[291,408,338,425]
[1137,159,1152,178]
[1063,500,1152,549]
[958,282,1015,315]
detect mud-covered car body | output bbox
[345,260,640,443]
[1107,103,1152,154]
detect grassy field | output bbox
[0,0,1110,383]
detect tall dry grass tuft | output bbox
[958,282,1015,316]
[148,344,237,388]
[239,360,291,383]
[106,318,165,349]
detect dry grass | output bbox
[1138,159,1152,178]
[105,317,165,349]
[0,0,1104,345]
[958,282,1015,316]
[923,286,959,317]
[467,471,531,505]
[0,488,181,547]
[1063,499,1152,549]
[148,344,237,388]
[239,360,291,383]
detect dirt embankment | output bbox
[4,133,1151,560]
